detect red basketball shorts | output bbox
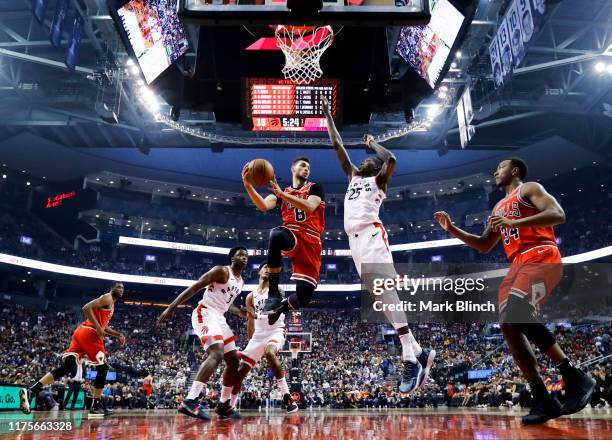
[63,325,107,365]
[498,245,563,313]
[281,226,322,288]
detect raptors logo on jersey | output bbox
[344,175,385,235]
[493,184,557,261]
[252,287,285,331]
[197,266,244,314]
[280,182,325,235]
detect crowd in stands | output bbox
[1,195,611,285]
[1,301,610,412]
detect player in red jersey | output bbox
[242,156,325,324]
[20,282,126,417]
[434,158,596,424]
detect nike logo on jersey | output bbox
[372,231,380,237]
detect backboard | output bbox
[178,0,430,26]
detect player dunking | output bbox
[242,157,325,324]
[323,98,434,393]
[157,246,249,421]
[434,157,596,424]
[20,282,126,417]
[219,263,298,413]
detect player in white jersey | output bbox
[157,246,249,421]
[218,263,298,414]
[323,98,435,394]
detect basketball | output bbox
[248,159,274,187]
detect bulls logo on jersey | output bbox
[280,182,325,235]
[494,184,557,261]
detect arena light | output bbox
[594,62,605,73]
[2,246,611,290]
[118,235,466,255]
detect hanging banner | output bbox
[497,19,513,77]
[516,0,535,43]
[507,0,526,68]
[65,13,84,71]
[50,0,70,47]
[31,0,49,24]
[489,37,504,88]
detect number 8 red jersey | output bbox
[493,184,557,261]
[280,182,326,235]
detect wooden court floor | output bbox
[1,407,610,439]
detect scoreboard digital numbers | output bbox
[244,78,340,132]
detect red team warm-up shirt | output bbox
[493,184,557,262]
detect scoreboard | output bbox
[244,78,340,132]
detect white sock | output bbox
[409,331,423,357]
[276,377,290,395]
[399,333,416,363]
[220,385,232,403]
[230,393,239,407]
[186,381,204,401]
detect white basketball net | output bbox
[289,342,301,360]
[275,25,334,84]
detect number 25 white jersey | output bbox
[344,175,385,236]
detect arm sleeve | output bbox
[310,183,325,200]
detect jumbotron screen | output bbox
[395,0,464,88]
[244,78,340,132]
[114,0,189,84]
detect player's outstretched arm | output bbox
[489,182,565,230]
[364,135,397,191]
[242,163,277,212]
[157,266,229,325]
[228,304,248,319]
[322,97,357,179]
[434,210,500,253]
[82,293,114,338]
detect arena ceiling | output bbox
[0,0,610,190]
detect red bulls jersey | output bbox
[83,303,114,329]
[493,184,557,261]
[280,182,325,235]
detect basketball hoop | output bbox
[275,25,334,84]
[289,341,301,360]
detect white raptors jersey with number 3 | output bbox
[252,287,285,331]
[344,175,385,235]
[198,266,244,314]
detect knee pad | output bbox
[267,227,295,268]
[51,356,78,379]
[500,294,536,324]
[500,296,556,353]
[289,280,315,308]
[514,322,556,353]
[94,363,109,389]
